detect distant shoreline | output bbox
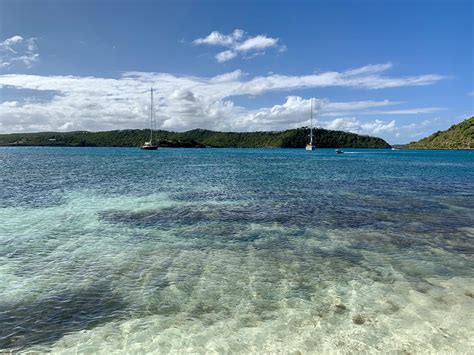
[0,144,393,149]
[2,144,472,151]
[399,147,473,151]
[0,128,392,149]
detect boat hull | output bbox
[305,145,315,151]
[141,146,158,150]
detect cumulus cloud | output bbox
[216,50,237,63]
[193,29,244,46]
[322,117,396,135]
[1,100,19,107]
[233,96,323,131]
[0,35,39,69]
[239,97,398,135]
[0,63,447,143]
[193,29,283,62]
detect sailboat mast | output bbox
[150,88,154,143]
[310,98,313,145]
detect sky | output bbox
[0,0,472,144]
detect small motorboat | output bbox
[335,149,344,154]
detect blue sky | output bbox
[0,0,472,143]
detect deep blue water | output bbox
[1,147,473,352]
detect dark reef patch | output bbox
[0,283,128,351]
[98,191,473,239]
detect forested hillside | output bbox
[405,117,473,149]
[0,127,391,148]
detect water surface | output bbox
[1,147,473,353]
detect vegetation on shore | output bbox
[0,127,391,148]
[405,117,473,149]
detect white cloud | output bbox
[468,91,474,96]
[320,99,446,118]
[237,96,322,131]
[215,50,237,63]
[322,117,395,134]
[239,98,402,137]
[193,29,282,62]
[228,65,444,94]
[0,63,447,143]
[2,35,24,46]
[344,63,393,76]
[362,107,446,115]
[235,35,279,52]
[323,99,399,111]
[210,69,243,83]
[241,96,398,135]
[193,29,244,47]
[0,35,39,69]
[1,100,18,107]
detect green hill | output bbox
[0,127,391,149]
[405,117,474,149]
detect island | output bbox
[405,117,473,150]
[0,127,391,149]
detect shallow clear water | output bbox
[1,147,473,353]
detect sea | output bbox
[1,147,473,353]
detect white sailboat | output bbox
[306,98,315,151]
[141,88,158,150]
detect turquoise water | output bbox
[1,147,473,353]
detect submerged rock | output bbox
[352,314,366,325]
[334,304,348,313]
